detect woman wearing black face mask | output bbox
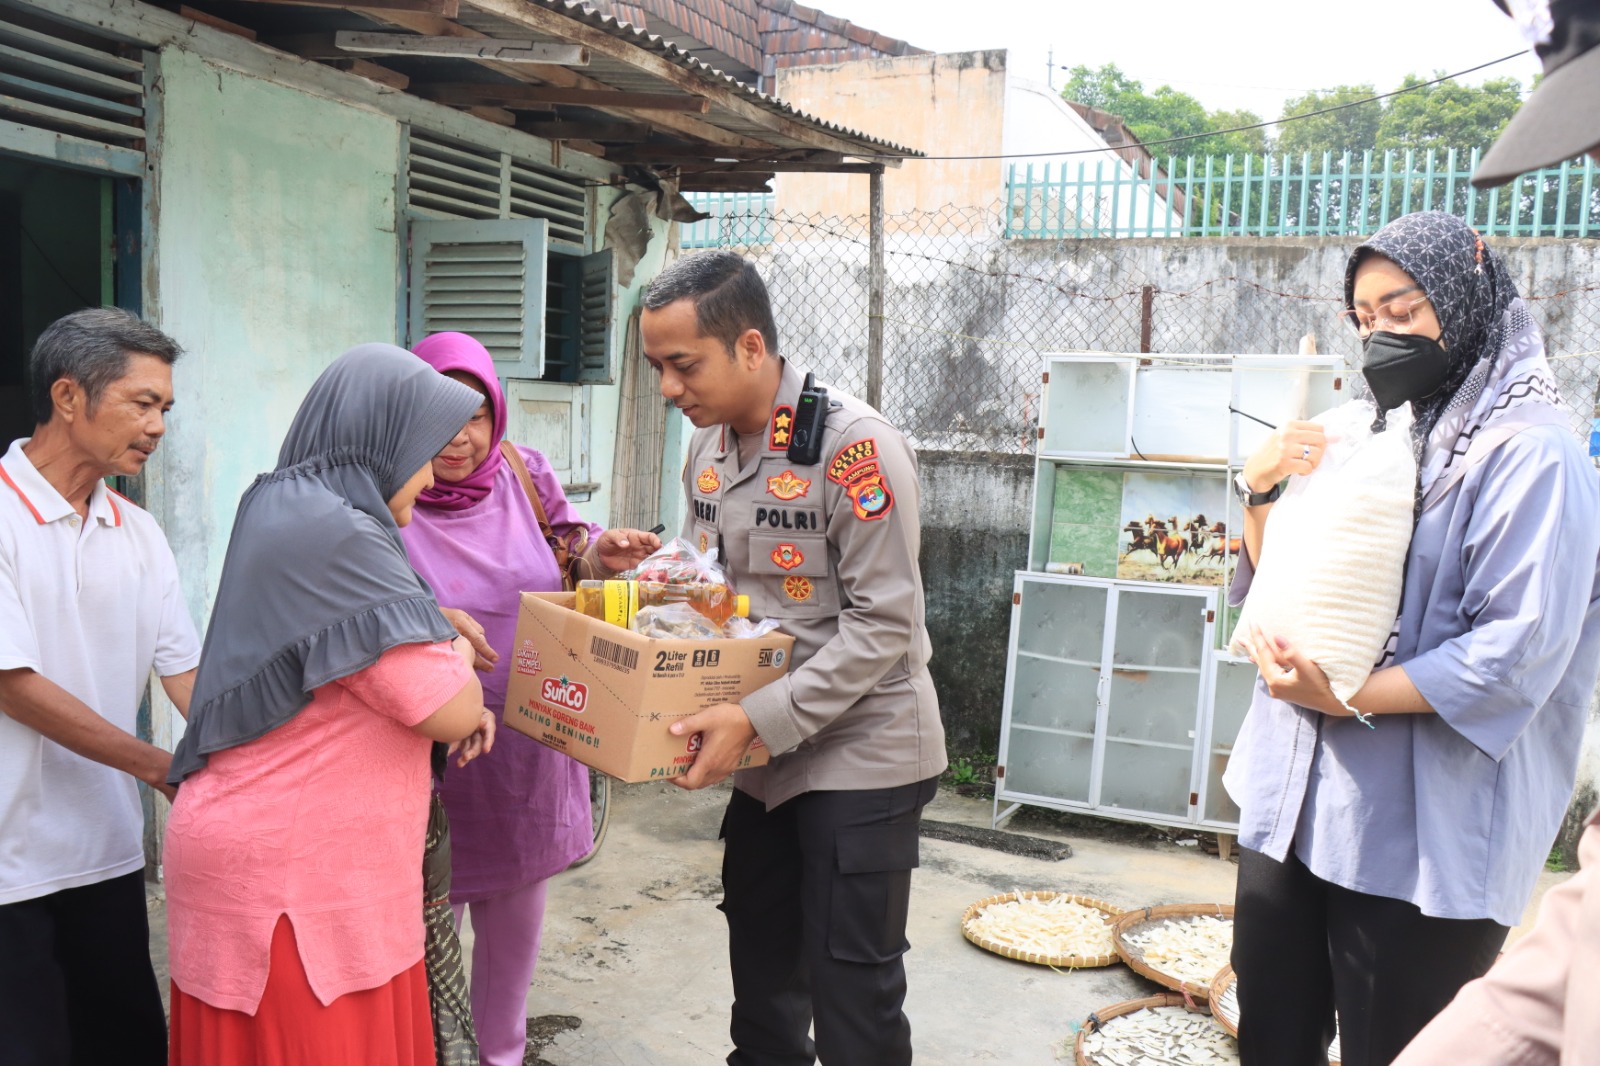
[1225,211,1600,1066]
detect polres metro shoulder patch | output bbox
[827,439,880,485]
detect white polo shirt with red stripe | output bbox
[0,437,200,905]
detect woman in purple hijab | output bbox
[400,332,659,1066]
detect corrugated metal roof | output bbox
[481,0,919,158]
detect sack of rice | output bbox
[1228,402,1416,706]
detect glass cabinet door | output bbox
[1097,585,1213,820]
[1199,654,1257,827]
[998,575,1109,806]
[997,576,1218,828]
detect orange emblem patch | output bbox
[698,531,710,554]
[783,576,814,601]
[696,466,721,494]
[765,470,811,501]
[771,543,804,571]
[846,472,894,521]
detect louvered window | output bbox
[406,130,588,245]
[409,218,548,379]
[405,129,613,384]
[0,11,149,177]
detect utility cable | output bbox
[856,51,1530,163]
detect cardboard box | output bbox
[502,592,793,782]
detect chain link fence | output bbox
[691,202,1600,453]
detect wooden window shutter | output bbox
[576,248,614,384]
[408,218,548,380]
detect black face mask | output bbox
[1361,331,1452,412]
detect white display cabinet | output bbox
[996,573,1224,829]
[1037,352,1341,465]
[997,351,1341,833]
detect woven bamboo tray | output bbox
[1210,963,1342,1065]
[960,891,1125,968]
[1074,992,1220,1066]
[1110,903,1234,1000]
[1209,965,1241,1035]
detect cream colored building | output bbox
[773,49,1179,231]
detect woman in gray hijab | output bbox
[162,344,494,1066]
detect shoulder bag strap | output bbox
[499,440,579,588]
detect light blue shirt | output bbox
[1224,424,1600,925]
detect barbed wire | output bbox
[698,203,1600,450]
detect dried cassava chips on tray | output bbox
[961,891,1124,967]
[1112,905,1234,997]
[1075,995,1236,1066]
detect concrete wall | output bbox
[772,50,1009,227]
[917,449,1034,757]
[147,49,404,640]
[747,233,1600,452]
[769,51,1174,232]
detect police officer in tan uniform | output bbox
[641,251,946,1066]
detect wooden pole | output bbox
[866,165,885,412]
[1139,284,1155,354]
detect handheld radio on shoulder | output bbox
[786,373,829,466]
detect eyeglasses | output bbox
[1338,293,1431,337]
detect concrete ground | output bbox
[147,782,1571,1065]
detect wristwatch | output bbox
[1233,471,1283,507]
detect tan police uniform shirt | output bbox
[680,360,947,809]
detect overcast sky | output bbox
[823,0,1541,131]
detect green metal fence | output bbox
[1006,149,1600,239]
[681,191,775,248]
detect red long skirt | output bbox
[169,915,435,1066]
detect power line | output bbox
[868,51,1529,163]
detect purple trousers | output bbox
[454,878,550,1066]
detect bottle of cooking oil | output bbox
[575,579,750,630]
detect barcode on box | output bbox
[590,635,638,672]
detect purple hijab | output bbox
[412,332,507,512]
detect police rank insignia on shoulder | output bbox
[827,439,894,520]
[696,466,721,494]
[765,469,811,501]
[770,405,794,450]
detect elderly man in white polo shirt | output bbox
[0,307,201,1066]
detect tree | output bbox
[1061,64,1261,159]
[1275,84,1381,158]
[1207,109,1269,158]
[1376,73,1523,155]
[1061,63,1145,115]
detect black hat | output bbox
[1474,0,1600,186]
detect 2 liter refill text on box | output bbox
[503,592,794,782]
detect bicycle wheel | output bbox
[569,767,611,868]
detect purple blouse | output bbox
[401,444,604,899]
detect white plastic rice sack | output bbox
[1228,402,1417,705]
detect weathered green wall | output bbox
[146,50,403,628]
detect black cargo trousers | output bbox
[719,776,938,1066]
